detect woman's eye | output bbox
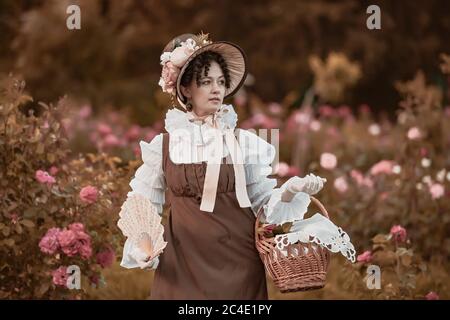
[219,80,225,85]
[201,80,210,85]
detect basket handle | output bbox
[254,195,330,243]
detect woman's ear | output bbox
[180,85,191,99]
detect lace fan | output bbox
[117,193,167,260]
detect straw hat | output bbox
[159,33,247,109]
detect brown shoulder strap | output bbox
[161,132,169,174]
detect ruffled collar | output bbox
[164,104,238,139]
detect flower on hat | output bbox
[159,61,180,94]
[170,38,199,67]
[158,33,211,95]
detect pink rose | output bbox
[320,153,337,170]
[445,106,450,117]
[363,177,374,188]
[125,125,141,142]
[76,230,93,260]
[350,170,374,188]
[333,176,348,193]
[89,274,100,286]
[390,225,407,242]
[370,160,395,175]
[57,224,92,259]
[379,192,389,201]
[295,112,311,125]
[79,185,98,204]
[57,229,79,257]
[10,213,19,224]
[429,183,445,199]
[337,105,352,119]
[78,105,92,119]
[318,105,335,117]
[268,103,282,115]
[274,162,290,177]
[170,46,195,68]
[79,243,93,260]
[103,134,121,147]
[357,250,373,263]
[287,166,300,177]
[133,145,141,158]
[39,227,61,255]
[310,120,321,131]
[49,166,59,176]
[350,170,365,185]
[52,266,69,287]
[326,126,339,138]
[250,113,278,129]
[420,148,428,157]
[359,104,371,116]
[97,123,112,136]
[96,246,116,268]
[233,93,247,108]
[425,291,439,300]
[407,127,422,140]
[144,129,157,142]
[35,170,56,185]
[160,61,180,93]
[108,111,120,124]
[68,223,85,232]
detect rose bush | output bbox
[0,76,136,299]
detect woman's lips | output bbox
[209,98,221,103]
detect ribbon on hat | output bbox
[187,111,251,212]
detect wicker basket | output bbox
[255,196,331,293]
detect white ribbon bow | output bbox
[186,111,251,212]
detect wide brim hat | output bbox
[160,33,247,109]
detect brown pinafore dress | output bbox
[150,132,268,300]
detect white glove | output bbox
[285,174,327,195]
[129,246,160,269]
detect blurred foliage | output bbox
[0,0,449,117]
[279,57,450,262]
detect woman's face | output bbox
[181,61,226,116]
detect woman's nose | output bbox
[211,81,220,92]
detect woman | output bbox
[119,33,326,299]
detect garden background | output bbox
[0,0,449,299]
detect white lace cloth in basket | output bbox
[271,205,356,263]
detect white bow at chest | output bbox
[164,104,251,212]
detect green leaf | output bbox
[34,282,50,298]
[36,143,44,154]
[15,223,23,234]
[20,219,35,228]
[372,234,389,244]
[23,208,36,218]
[2,227,10,237]
[4,238,15,246]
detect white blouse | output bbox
[120,104,306,269]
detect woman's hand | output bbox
[281,174,327,202]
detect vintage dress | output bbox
[120,104,306,299]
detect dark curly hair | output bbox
[180,50,231,111]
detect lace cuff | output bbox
[120,238,160,270]
[263,188,311,225]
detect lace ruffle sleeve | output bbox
[239,129,277,216]
[120,133,165,270]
